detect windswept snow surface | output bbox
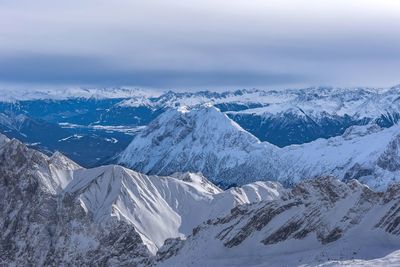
[317,250,400,266]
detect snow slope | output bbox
[317,250,400,267]
[281,123,400,189]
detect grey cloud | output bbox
[0,0,400,88]
[0,53,305,88]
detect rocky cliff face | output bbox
[156,177,400,267]
[0,136,151,266]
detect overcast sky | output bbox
[1,0,400,90]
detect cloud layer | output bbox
[1,0,400,89]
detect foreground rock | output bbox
[156,177,400,267]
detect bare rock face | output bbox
[156,177,400,267]
[377,135,400,172]
[211,177,369,249]
[343,163,374,181]
[0,138,151,266]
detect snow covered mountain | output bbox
[155,177,400,267]
[117,85,400,121]
[119,105,400,189]
[118,105,282,187]
[66,168,286,254]
[280,123,400,189]
[226,86,400,146]
[0,134,284,265]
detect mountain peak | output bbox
[0,137,76,193]
[49,151,82,170]
[118,106,280,185]
[0,133,10,146]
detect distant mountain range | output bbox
[1,85,400,176]
[117,85,400,145]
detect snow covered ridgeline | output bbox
[156,177,400,267]
[0,87,158,101]
[64,167,284,255]
[117,85,400,114]
[118,105,400,189]
[118,85,400,136]
[111,84,400,148]
[0,134,285,266]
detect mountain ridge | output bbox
[156,177,400,267]
[0,134,285,265]
[119,105,400,189]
